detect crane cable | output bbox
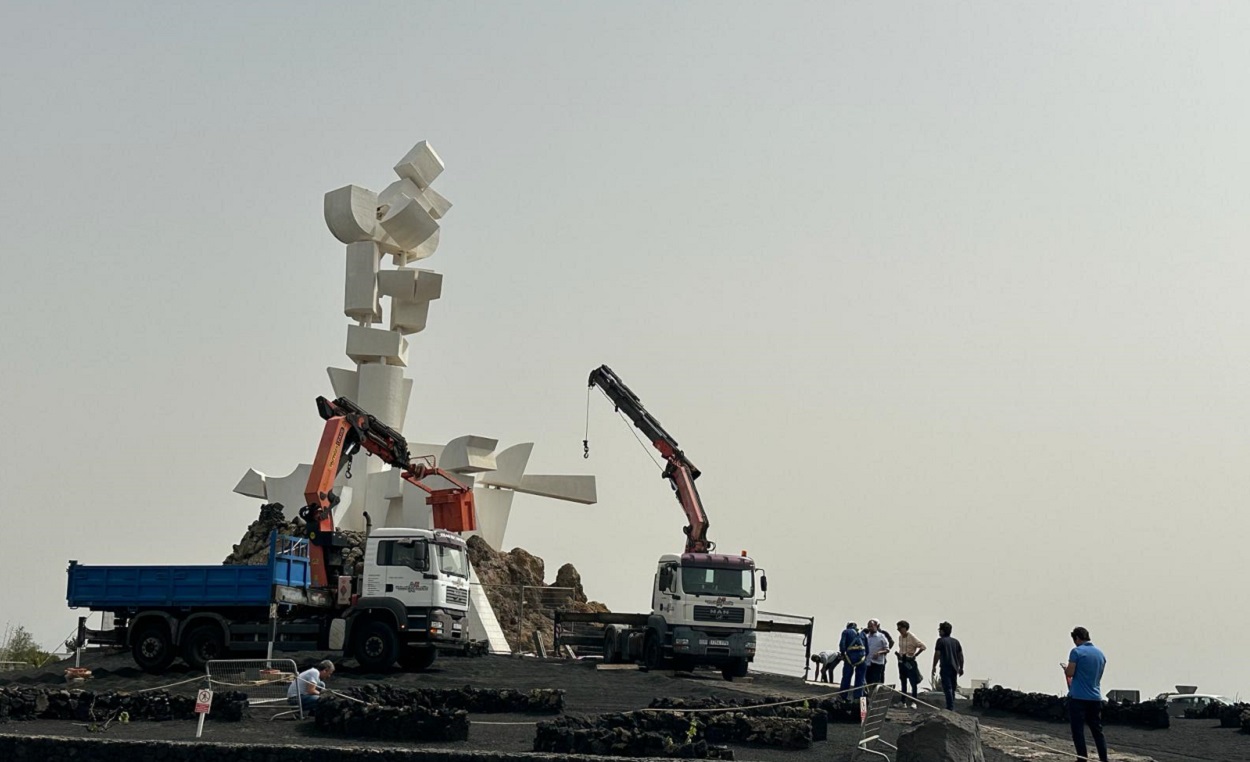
[583,386,663,471]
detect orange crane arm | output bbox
[299,396,477,588]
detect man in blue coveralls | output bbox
[1063,626,1108,762]
[838,621,868,699]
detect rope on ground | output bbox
[880,685,1078,759]
[133,675,207,693]
[639,685,861,714]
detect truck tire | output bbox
[643,632,666,671]
[721,658,749,681]
[602,630,618,664]
[397,646,438,671]
[353,620,400,671]
[131,622,176,674]
[181,624,226,670]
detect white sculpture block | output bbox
[421,186,452,220]
[441,435,498,473]
[234,468,268,499]
[393,140,444,189]
[412,269,443,301]
[408,227,440,261]
[378,268,443,304]
[378,196,439,253]
[516,475,598,504]
[378,178,423,210]
[479,443,532,489]
[391,298,431,334]
[346,325,408,366]
[356,362,409,428]
[326,367,359,400]
[344,241,381,321]
[376,267,417,298]
[472,486,517,551]
[324,185,379,244]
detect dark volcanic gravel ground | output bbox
[2,650,1246,761]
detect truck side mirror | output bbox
[760,574,768,593]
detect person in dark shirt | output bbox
[930,621,964,710]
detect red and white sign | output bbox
[195,689,213,714]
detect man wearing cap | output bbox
[1064,626,1108,762]
[287,660,335,712]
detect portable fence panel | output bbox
[751,612,814,680]
[206,658,301,717]
[473,584,580,654]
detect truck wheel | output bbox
[131,622,176,674]
[181,624,226,670]
[353,620,400,670]
[602,630,618,664]
[397,646,438,671]
[721,658,749,681]
[643,633,666,671]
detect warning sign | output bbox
[195,688,213,714]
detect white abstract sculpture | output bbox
[236,139,596,553]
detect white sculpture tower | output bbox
[235,140,596,550]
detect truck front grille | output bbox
[692,605,745,623]
[445,587,469,606]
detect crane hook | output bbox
[583,439,589,459]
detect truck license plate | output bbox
[710,639,729,647]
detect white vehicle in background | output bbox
[1154,691,1236,717]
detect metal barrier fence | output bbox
[752,611,815,680]
[0,661,29,672]
[472,584,579,654]
[206,658,301,718]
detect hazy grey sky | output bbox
[3,1,1248,698]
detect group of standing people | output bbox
[811,619,965,710]
[814,622,1110,762]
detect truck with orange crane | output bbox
[66,396,477,673]
[555,365,784,681]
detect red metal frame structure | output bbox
[586,365,713,553]
[299,396,476,588]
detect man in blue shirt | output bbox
[1063,627,1108,762]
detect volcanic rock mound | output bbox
[465,534,608,652]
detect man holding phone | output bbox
[1063,626,1108,762]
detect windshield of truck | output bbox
[436,544,469,578]
[680,566,754,598]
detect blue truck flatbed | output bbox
[67,533,312,610]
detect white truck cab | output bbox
[349,527,471,669]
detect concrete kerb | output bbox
[0,734,676,762]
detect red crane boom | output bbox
[587,365,713,554]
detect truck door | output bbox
[651,562,678,616]
[374,538,433,605]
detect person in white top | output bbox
[286,660,335,711]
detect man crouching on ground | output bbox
[288,660,335,712]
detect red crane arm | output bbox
[587,365,713,553]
